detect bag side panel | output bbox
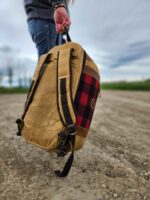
[75,73,100,129]
[22,52,63,150]
[73,56,100,150]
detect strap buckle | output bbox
[16,118,24,136]
[66,124,76,136]
[57,132,68,157]
[57,125,76,157]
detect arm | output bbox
[50,0,71,33]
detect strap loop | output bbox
[55,32,71,46]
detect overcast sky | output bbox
[0,0,150,83]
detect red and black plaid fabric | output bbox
[74,73,100,129]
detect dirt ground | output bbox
[0,91,150,200]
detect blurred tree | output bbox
[18,77,23,87]
[0,71,3,87]
[0,46,35,88]
[0,46,18,87]
[28,77,32,86]
[23,75,28,87]
[7,65,13,87]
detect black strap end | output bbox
[16,131,21,136]
[54,151,74,178]
[54,170,67,178]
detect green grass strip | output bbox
[101,80,150,91]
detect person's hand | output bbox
[54,7,71,33]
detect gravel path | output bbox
[0,91,150,200]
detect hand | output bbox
[54,7,71,33]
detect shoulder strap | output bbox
[55,48,77,177]
[56,48,76,128]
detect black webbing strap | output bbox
[56,49,76,127]
[55,135,75,177]
[56,49,76,177]
[60,78,73,125]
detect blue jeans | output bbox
[28,19,57,57]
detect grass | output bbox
[101,80,150,91]
[0,87,29,94]
[0,80,150,93]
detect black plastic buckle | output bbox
[66,124,76,136]
[57,125,76,157]
[57,132,68,157]
[16,118,24,136]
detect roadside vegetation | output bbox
[0,80,150,93]
[101,79,150,91]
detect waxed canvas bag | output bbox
[16,34,100,177]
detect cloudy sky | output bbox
[0,0,150,84]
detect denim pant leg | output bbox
[28,19,57,57]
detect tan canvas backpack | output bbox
[16,34,100,177]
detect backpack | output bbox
[16,33,100,177]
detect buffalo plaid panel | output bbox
[74,73,100,129]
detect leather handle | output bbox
[55,32,71,46]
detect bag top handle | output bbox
[55,31,72,46]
